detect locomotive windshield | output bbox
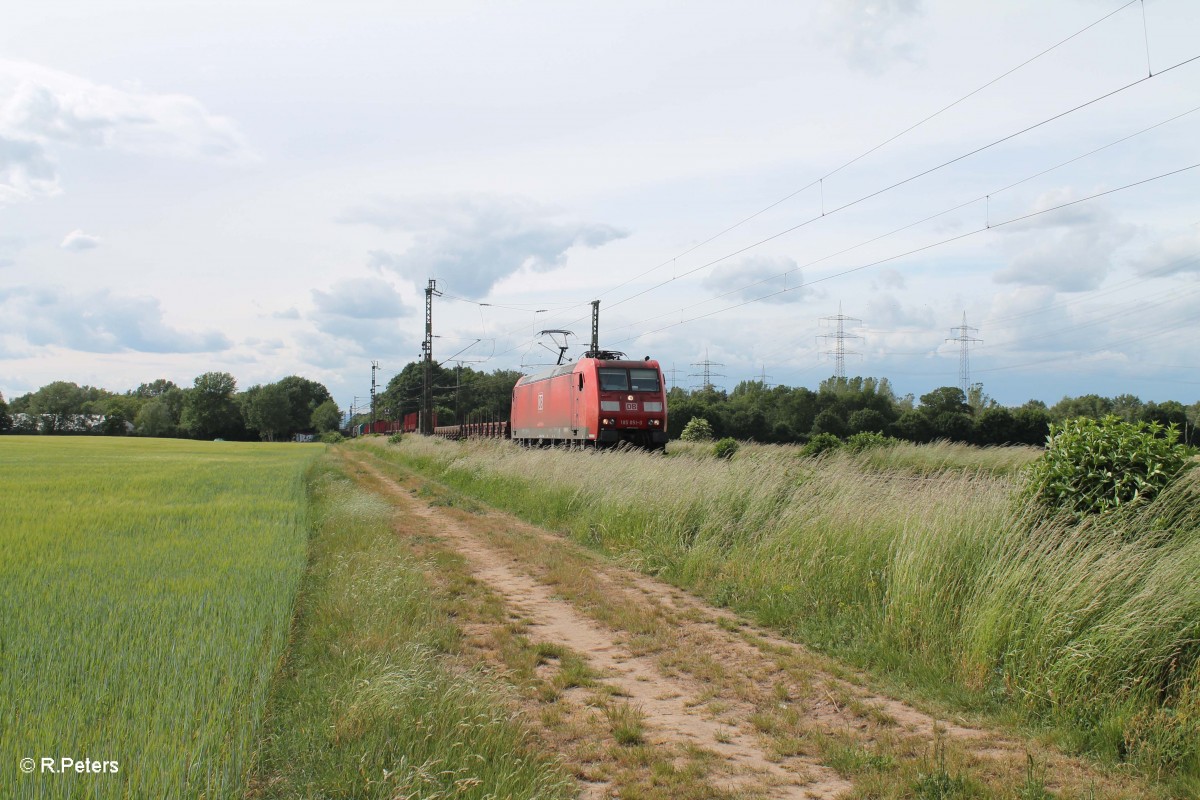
[598,369,629,391]
[598,367,661,393]
[629,369,661,392]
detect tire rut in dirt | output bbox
[347,452,850,799]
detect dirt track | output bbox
[342,448,1150,799]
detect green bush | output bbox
[801,432,842,457]
[319,431,345,444]
[388,432,403,444]
[1024,415,1191,518]
[680,417,715,442]
[712,437,739,460]
[845,431,897,453]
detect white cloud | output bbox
[818,0,923,73]
[0,60,253,160]
[60,229,101,250]
[0,59,253,204]
[0,235,23,267]
[0,285,231,353]
[872,268,906,290]
[0,133,57,203]
[865,292,934,329]
[700,255,812,304]
[345,194,627,298]
[242,337,285,353]
[303,277,413,359]
[993,190,1136,292]
[293,330,356,370]
[1133,229,1200,277]
[311,277,408,320]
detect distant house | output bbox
[293,432,316,443]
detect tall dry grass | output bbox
[372,436,1200,789]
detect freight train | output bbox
[353,411,427,437]
[355,353,668,450]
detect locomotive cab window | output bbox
[598,369,629,391]
[629,368,661,392]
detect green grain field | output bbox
[0,436,321,800]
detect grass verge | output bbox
[246,454,573,799]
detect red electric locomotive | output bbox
[510,352,668,450]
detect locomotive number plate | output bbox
[618,419,644,427]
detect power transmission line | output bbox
[597,53,1200,319]
[414,37,1200,380]
[689,350,725,391]
[605,162,1199,347]
[980,248,1200,328]
[485,4,1175,359]
[599,103,1200,346]
[819,304,864,379]
[666,363,682,390]
[587,0,1144,305]
[946,313,983,393]
[495,57,1200,364]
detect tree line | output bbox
[348,361,523,428]
[0,373,341,442]
[3,364,1196,447]
[668,376,1200,447]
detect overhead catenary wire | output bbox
[742,245,1200,374]
[420,18,1199,390]
[971,306,1198,377]
[497,52,1200,364]
[483,1,1164,358]
[597,103,1200,343]
[853,266,1200,361]
[988,282,1200,341]
[605,163,1200,346]
[600,53,1200,317]
[586,0,1145,305]
[980,251,1200,328]
[1140,0,1153,77]
[440,292,576,311]
[749,250,1200,385]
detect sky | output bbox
[1,0,1198,411]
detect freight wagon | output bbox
[434,418,509,440]
[351,412,431,437]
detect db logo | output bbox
[625,403,637,410]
